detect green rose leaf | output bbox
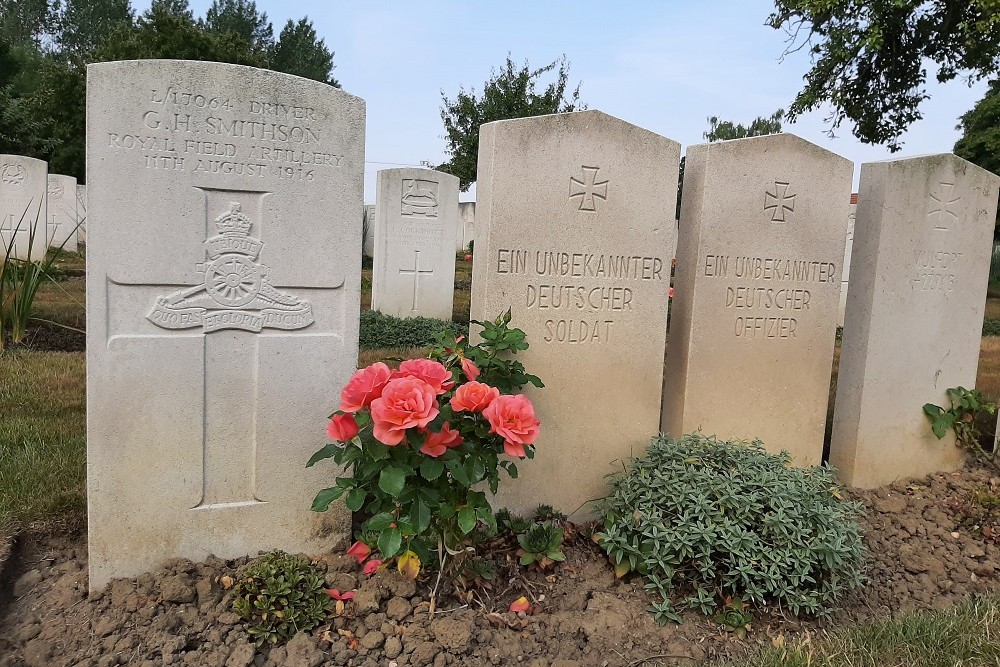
[420,458,445,481]
[378,466,407,497]
[378,527,402,558]
[366,512,394,531]
[310,486,345,512]
[306,444,339,468]
[345,488,366,511]
[457,507,476,534]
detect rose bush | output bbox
[309,310,543,579]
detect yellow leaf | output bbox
[220,575,234,589]
[614,560,631,579]
[335,600,345,616]
[397,550,421,580]
[509,596,530,613]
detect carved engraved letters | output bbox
[147,200,314,332]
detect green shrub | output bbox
[596,434,864,621]
[231,551,332,646]
[983,319,1000,337]
[359,310,466,350]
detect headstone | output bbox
[458,201,475,252]
[47,174,79,252]
[662,134,853,465]
[838,198,857,327]
[471,110,679,515]
[372,167,459,320]
[362,204,375,257]
[86,60,365,590]
[830,154,999,487]
[76,184,87,245]
[0,155,47,261]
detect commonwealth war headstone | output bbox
[838,199,857,327]
[458,201,475,251]
[47,174,79,252]
[830,154,999,487]
[76,184,87,245]
[86,60,365,589]
[372,167,459,320]
[363,204,375,257]
[472,110,679,515]
[662,134,853,465]
[0,154,47,261]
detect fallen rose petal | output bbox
[363,559,382,576]
[509,596,530,613]
[347,541,371,564]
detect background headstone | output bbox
[830,154,999,487]
[362,204,375,257]
[76,184,87,245]
[662,134,853,465]
[471,110,679,516]
[838,198,857,327]
[47,174,79,252]
[0,154,47,261]
[372,167,459,320]
[86,60,364,590]
[458,201,475,252]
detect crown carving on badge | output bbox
[214,202,253,236]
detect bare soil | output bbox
[1,464,999,667]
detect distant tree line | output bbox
[0,0,339,181]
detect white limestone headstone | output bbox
[372,167,459,320]
[86,60,365,590]
[838,200,857,327]
[458,201,475,252]
[76,184,87,245]
[830,154,1000,487]
[472,110,679,516]
[47,174,79,252]
[362,204,375,257]
[662,134,853,465]
[0,155,47,261]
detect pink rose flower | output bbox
[483,394,540,458]
[370,376,439,445]
[347,541,371,564]
[450,381,500,413]
[363,559,382,576]
[326,413,359,442]
[340,363,392,413]
[420,423,464,457]
[461,357,480,381]
[394,358,455,395]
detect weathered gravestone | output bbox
[86,60,364,590]
[472,110,679,515]
[838,200,857,327]
[372,167,459,320]
[363,204,375,257]
[47,174,79,252]
[662,134,853,465]
[76,184,87,245]
[0,154,47,261]
[830,154,1000,487]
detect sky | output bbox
[137,0,989,201]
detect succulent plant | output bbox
[517,521,565,567]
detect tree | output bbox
[954,79,1000,233]
[270,18,337,86]
[439,55,583,191]
[768,0,1000,151]
[703,109,785,142]
[57,0,133,58]
[0,0,58,46]
[203,0,273,54]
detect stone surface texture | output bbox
[471,110,679,516]
[46,174,78,252]
[662,134,853,465]
[76,184,87,244]
[86,60,364,590]
[0,154,47,261]
[830,154,1000,487]
[372,167,459,319]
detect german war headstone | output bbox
[0,154,47,261]
[662,134,853,465]
[830,155,999,487]
[372,167,459,320]
[47,174,79,252]
[472,110,679,515]
[86,60,365,589]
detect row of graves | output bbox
[9,59,995,589]
[0,156,87,257]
